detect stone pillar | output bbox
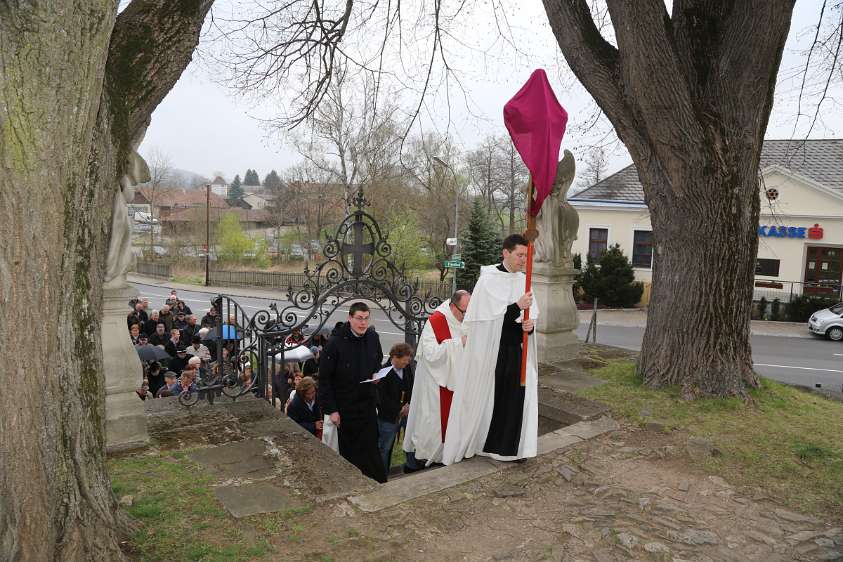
[533,261,580,364]
[103,286,148,452]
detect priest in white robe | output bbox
[402,290,470,468]
[443,234,539,464]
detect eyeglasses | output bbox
[454,306,466,315]
[351,315,370,322]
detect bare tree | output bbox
[579,146,608,189]
[0,1,213,559]
[544,0,797,398]
[496,137,528,235]
[403,133,466,281]
[146,147,172,256]
[281,162,345,243]
[288,66,405,210]
[466,137,500,220]
[465,135,528,235]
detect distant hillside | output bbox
[168,168,210,188]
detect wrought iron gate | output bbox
[180,189,447,408]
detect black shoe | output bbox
[403,464,424,474]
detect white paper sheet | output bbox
[359,365,393,384]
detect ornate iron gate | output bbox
[179,189,446,408]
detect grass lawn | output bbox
[579,360,843,518]
[109,452,311,561]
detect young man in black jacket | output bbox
[317,302,386,483]
[376,343,414,475]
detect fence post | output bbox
[585,299,598,343]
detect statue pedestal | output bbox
[102,285,148,452]
[533,262,580,364]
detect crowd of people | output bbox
[127,234,539,485]
[128,290,243,400]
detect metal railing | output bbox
[134,261,171,279]
[209,269,309,290]
[753,280,842,322]
[753,280,843,304]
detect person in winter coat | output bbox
[317,302,386,483]
[286,376,322,437]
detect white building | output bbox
[210,175,228,198]
[569,139,843,304]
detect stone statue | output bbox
[533,149,578,269]
[103,127,150,289]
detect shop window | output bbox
[588,228,608,260]
[632,230,653,268]
[755,258,780,277]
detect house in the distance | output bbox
[242,191,271,210]
[210,175,228,198]
[163,207,273,236]
[128,188,152,218]
[569,139,843,303]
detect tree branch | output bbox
[541,0,643,152]
[105,0,214,149]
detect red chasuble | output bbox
[428,310,454,441]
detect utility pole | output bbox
[433,156,459,294]
[205,183,210,286]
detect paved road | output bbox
[133,281,843,394]
[576,324,843,394]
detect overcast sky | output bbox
[140,1,840,184]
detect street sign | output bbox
[446,237,458,247]
[444,259,465,269]
[451,253,461,260]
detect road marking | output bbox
[754,363,843,373]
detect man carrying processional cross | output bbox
[442,69,568,465]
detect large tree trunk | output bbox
[0,2,212,559]
[636,151,760,396]
[543,0,796,397]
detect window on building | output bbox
[755,258,780,277]
[588,228,608,260]
[632,230,654,268]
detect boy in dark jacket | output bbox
[375,343,414,475]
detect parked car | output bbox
[290,244,305,257]
[808,303,843,341]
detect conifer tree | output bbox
[457,198,500,290]
[580,244,643,308]
[227,174,244,202]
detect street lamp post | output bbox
[433,156,459,294]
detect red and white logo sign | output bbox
[808,224,824,240]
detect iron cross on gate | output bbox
[342,213,375,276]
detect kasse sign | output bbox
[758,224,824,240]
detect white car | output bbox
[808,303,843,341]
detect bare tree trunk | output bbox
[543,0,796,397]
[0,2,212,559]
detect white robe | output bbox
[442,264,539,464]
[402,301,466,463]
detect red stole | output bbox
[428,311,454,442]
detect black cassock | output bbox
[483,263,531,457]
